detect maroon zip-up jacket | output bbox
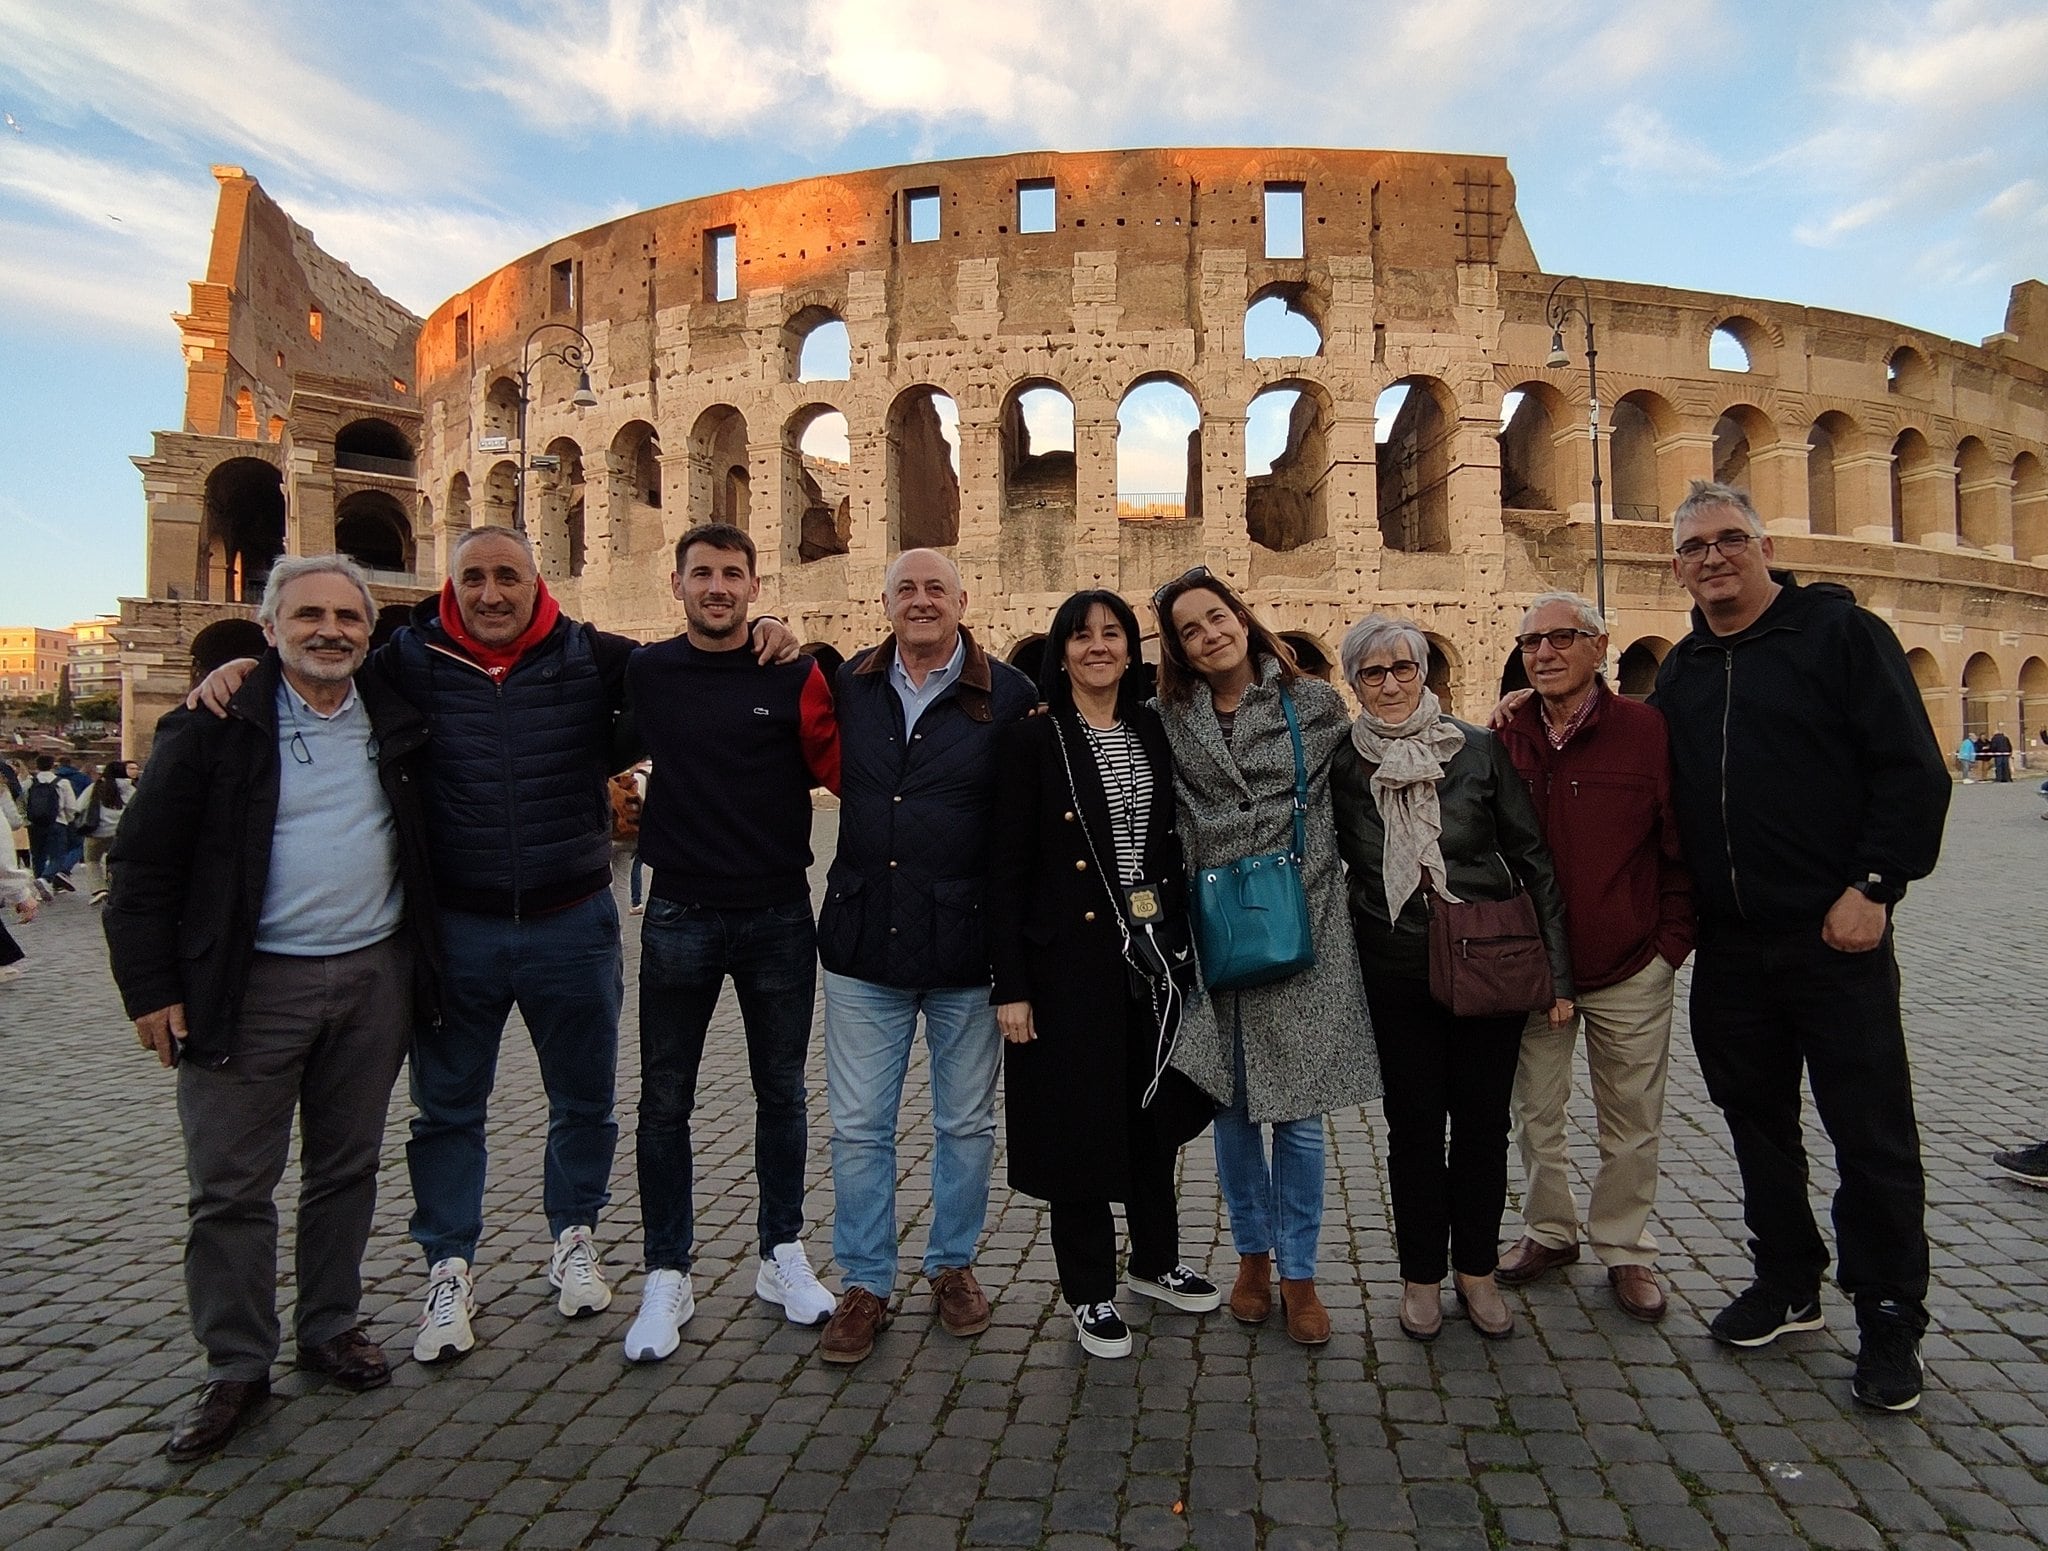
[1497,682,1694,993]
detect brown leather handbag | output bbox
[1426,887,1553,1019]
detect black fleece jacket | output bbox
[1652,572,1950,928]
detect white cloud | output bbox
[1599,105,1727,188]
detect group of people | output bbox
[102,476,1956,1468]
[1955,728,2017,781]
[1,752,136,981]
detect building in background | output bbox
[66,618,121,701]
[0,628,74,698]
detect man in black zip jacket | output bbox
[1655,480,1950,1412]
[106,556,439,1462]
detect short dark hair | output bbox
[35,754,54,771]
[674,522,756,575]
[1040,589,1148,722]
[1150,572,1299,702]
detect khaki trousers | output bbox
[1510,954,1675,1267]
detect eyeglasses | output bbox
[1674,531,1754,565]
[1515,627,1598,654]
[1151,565,1214,607]
[1356,660,1421,687]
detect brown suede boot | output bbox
[1280,1278,1331,1345]
[1229,1253,1273,1324]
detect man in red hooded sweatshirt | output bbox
[193,527,797,1366]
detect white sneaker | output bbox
[549,1225,613,1316]
[755,1241,836,1326]
[414,1258,477,1363]
[1074,1301,1133,1359]
[623,1269,695,1362]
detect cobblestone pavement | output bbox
[3,783,2046,1551]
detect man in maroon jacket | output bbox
[1494,592,1693,1321]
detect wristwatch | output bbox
[1849,872,1902,906]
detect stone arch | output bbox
[786,403,852,563]
[785,304,851,382]
[1245,379,1332,550]
[200,456,285,603]
[1887,345,1933,398]
[335,417,415,470]
[1116,375,1202,522]
[1708,314,1775,375]
[1712,403,1775,491]
[334,489,415,574]
[2019,656,2048,754]
[1610,389,1679,522]
[446,471,472,530]
[1806,410,1859,537]
[2015,451,2048,562]
[189,618,270,683]
[531,437,587,578]
[483,459,519,528]
[690,405,752,530]
[1280,631,1332,681]
[1906,647,1946,746]
[886,385,961,551]
[1962,651,2004,743]
[607,420,663,556]
[1955,436,2006,551]
[1243,282,1323,361]
[1376,377,1456,553]
[1000,379,1077,590]
[1422,631,1461,715]
[1618,636,1673,699]
[1891,429,1949,546]
[483,377,521,441]
[1499,645,1531,698]
[1009,633,1048,686]
[1499,381,1568,513]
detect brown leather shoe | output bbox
[930,1266,991,1336]
[1279,1278,1331,1345]
[295,1328,391,1392]
[1609,1264,1668,1322]
[1454,1271,1516,1340]
[1229,1253,1273,1324]
[820,1287,891,1364]
[1494,1236,1580,1287]
[165,1378,269,1463]
[1398,1280,1443,1342]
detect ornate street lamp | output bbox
[1545,275,1607,620]
[515,322,598,532]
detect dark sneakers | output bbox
[1709,1283,1826,1347]
[1852,1304,1925,1412]
[1992,1140,2048,1188]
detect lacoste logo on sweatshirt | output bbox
[753,706,769,716]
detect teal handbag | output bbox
[1192,690,1317,991]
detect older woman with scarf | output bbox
[1151,568,1380,1345]
[989,589,1221,1359]
[1330,615,1572,1342]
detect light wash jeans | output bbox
[823,972,1001,1297]
[1212,1024,1327,1281]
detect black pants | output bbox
[0,919,20,968]
[1690,920,1928,1328]
[1366,974,1525,1282]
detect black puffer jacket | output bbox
[1653,572,1950,927]
[103,654,439,1066]
[375,597,634,916]
[818,629,1036,988]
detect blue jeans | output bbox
[407,891,623,1265]
[629,852,646,908]
[637,897,816,1271]
[27,822,61,881]
[1212,1022,1327,1281]
[824,973,1001,1297]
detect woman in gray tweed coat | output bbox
[1151,568,1380,1344]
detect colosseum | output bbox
[122,150,2048,757]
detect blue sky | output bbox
[2,0,2044,628]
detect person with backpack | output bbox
[24,755,75,898]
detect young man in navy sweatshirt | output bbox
[622,523,841,1362]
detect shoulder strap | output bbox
[1279,687,1307,861]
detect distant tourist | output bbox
[1985,728,2014,782]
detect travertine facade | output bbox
[132,150,2048,757]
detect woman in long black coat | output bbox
[989,589,1220,1360]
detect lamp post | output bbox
[1545,275,1607,621]
[514,322,598,534]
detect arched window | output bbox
[1956,437,2004,551]
[1375,379,1454,552]
[1890,430,1944,545]
[1423,633,1461,715]
[1245,382,1331,550]
[533,438,586,578]
[2019,656,2048,753]
[1806,412,1858,537]
[334,490,415,574]
[607,421,663,556]
[1962,652,2004,743]
[482,459,518,528]
[691,405,751,529]
[483,378,521,442]
[787,405,851,562]
[1280,633,1332,682]
[1243,286,1322,360]
[1712,405,1773,491]
[445,471,472,530]
[1617,638,1672,699]
[201,458,285,603]
[786,306,851,382]
[887,386,960,551]
[1001,381,1077,522]
[1887,346,1932,398]
[1117,378,1201,522]
[1610,391,1674,523]
[335,418,415,474]
[2014,452,2047,562]
[1498,384,1563,512]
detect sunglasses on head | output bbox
[1150,565,1215,608]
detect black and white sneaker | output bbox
[1074,1302,1133,1359]
[1708,1284,1825,1348]
[1851,1315,1924,1412]
[1992,1140,2048,1188]
[1126,1264,1222,1313]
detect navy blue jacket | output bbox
[818,628,1036,988]
[1653,572,1950,927]
[374,595,635,916]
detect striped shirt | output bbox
[1080,721,1153,884]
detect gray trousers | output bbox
[178,937,412,1381]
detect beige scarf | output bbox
[1349,689,1466,923]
